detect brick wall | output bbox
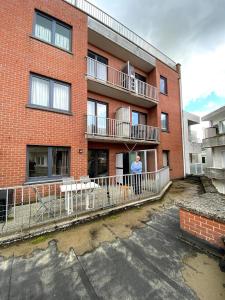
[180,208,225,249]
[0,0,184,187]
[156,61,184,179]
[0,0,88,186]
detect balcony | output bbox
[65,0,176,70]
[85,115,160,144]
[86,57,159,108]
[205,167,225,180]
[189,163,204,175]
[202,134,225,148]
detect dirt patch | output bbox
[0,178,201,258]
[182,253,225,300]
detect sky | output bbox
[89,0,225,117]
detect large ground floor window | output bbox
[88,149,108,178]
[27,146,70,180]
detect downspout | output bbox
[176,63,186,178]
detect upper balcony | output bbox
[65,0,177,70]
[86,57,159,108]
[202,127,225,148]
[205,167,225,180]
[85,115,160,144]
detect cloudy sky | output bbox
[89,0,225,116]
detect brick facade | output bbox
[0,0,184,187]
[180,209,225,249]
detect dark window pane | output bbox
[55,23,71,51]
[35,14,52,43]
[160,76,167,94]
[88,150,108,178]
[52,148,69,176]
[28,147,48,177]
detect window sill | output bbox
[30,35,73,55]
[161,130,170,133]
[160,92,168,96]
[26,104,73,116]
[24,177,67,186]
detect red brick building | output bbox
[0,0,184,187]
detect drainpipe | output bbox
[177,63,186,178]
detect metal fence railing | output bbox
[86,115,160,142]
[64,0,176,69]
[0,168,170,237]
[190,163,204,175]
[87,57,159,102]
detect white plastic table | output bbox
[60,182,99,215]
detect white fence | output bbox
[0,168,170,237]
[190,163,204,175]
[86,115,159,142]
[87,57,159,102]
[64,0,176,69]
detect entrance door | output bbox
[88,150,108,178]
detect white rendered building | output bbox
[202,105,225,194]
[183,111,203,176]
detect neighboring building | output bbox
[0,0,184,187]
[202,105,225,194]
[183,112,203,176]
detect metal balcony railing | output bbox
[87,57,159,102]
[190,163,204,175]
[86,115,160,143]
[0,167,170,236]
[64,0,176,69]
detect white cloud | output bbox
[182,43,225,107]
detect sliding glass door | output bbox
[87,100,107,135]
[88,150,108,178]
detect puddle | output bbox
[182,253,225,300]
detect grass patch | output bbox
[31,233,54,245]
[107,214,120,220]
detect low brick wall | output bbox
[180,208,225,249]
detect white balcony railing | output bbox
[65,0,176,69]
[86,115,160,143]
[190,163,204,175]
[0,168,170,236]
[87,57,159,102]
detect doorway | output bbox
[88,149,108,178]
[116,149,157,182]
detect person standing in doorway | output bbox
[131,155,142,195]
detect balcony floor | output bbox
[87,77,158,108]
[86,133,159,145]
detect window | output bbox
[87,99,107,135]
[162,151,169,167]
[202,156,206,164]
[160,76,168,94]
[88,150,108,178]
[161,113,168,131]
[30,74,70,112]
[87,50,108,81]
[28,146,70,180]
[132,111,147,139]
[218,120,225,134]
[34,11,72,51]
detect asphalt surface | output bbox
[0,206,203,300]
